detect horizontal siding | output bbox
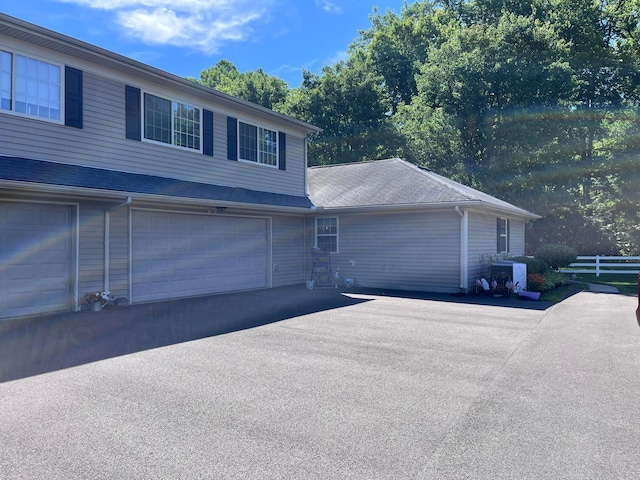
[108,207,130,301]
[271,215,306,287]
[467,212,526,284]
[0,69,308,197]
[78,201,107,301]
[510,220,525,256]
[306,211,461,293]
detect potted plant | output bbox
[83,291,112,311]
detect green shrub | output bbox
[511,256,549,275]
[542,269,569,291]
[535,244,578,270]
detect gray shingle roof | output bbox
[0,156,313,209]
[308,158,538,218]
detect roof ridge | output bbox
[308,158,398,170]
[398,160,477,202]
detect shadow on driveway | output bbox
[0,285,370,383]
[344,287,557,311]
[1,284,563,383]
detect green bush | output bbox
[535,244,578,270]
[511,256,549,275]
[541,269,569,291]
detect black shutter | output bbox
[506,219,510,252]
[125,85,141,141]
[64,66,83,129]
[278,132,286,170]
[227,116,237,160]
[203,109,214,156]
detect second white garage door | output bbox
[132,211,268,303]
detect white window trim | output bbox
[141,90,203,153]
[237,119,280,169]
[315,216,339,253]
[0,47,65,125]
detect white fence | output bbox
[560,256,640,277]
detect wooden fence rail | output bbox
[560,256,640,277]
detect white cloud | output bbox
[314,0,342,14]
[59,0,275,53]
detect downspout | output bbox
[455,206,469,291]
[104,197,132,293]
[304,134,310,196]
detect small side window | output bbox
[497,218,509,253]
[316,217,338,253]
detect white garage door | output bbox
[0,202,73,319]
[132,211,268,303]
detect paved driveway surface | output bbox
[1,289,639,479]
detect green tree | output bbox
[415,13,575,187]
[281,56,401,165]
[192,60,289,110]
[352,1,456,113]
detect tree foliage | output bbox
[187,0,640,254]
[192,60,288,110]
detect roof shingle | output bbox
[308,158,538,218]
[0,156,313,209]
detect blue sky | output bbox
[0,0,406,87]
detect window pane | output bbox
[0,51,11,111]
[239,122,258,162]
[317,236,337,253]
[173,101,200,150]
[259,127,278,166]
[144,93,171,144]
[11,54,60,120]
[317,217,338,253]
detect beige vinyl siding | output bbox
[271,215,306,287]
[108,206,130,300]
[0,70,308,197]
[307,211,461,293]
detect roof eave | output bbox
[310,200,540,219]
[0,180,313,214]
[309,200,485,214]
[0,13,321,136]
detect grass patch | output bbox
[573,273,638,295]
[540,282,589,303]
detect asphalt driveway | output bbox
[1,287,639,479]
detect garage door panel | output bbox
[132,212,268,303]
[1,202,72,319]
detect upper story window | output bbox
[497,217,510,253]
[0,49,62,122]
[144,92,201,151]
[239,120,278,166]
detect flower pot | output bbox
[90,302,102,312]
[519,291,541,301]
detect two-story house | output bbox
[0,13,538,320]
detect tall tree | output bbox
[281,55,401,165]
[415,12,575,188]
[192,60,289,110]
[351,1,456,113]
